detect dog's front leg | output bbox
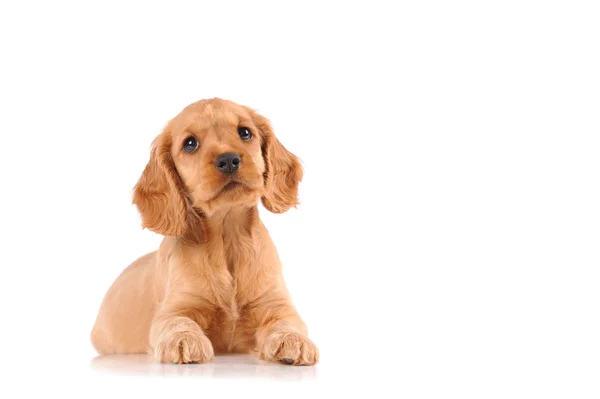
[149,295,214,364]
[252,293,319,366]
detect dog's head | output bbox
[132,98,302,237]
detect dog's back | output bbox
[91,251,159,355]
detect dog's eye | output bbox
[183,136,199,153]
[238,127,252,141]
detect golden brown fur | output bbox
[91,98,318,365]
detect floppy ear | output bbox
[132,132,189,236]
[251,111,303,213]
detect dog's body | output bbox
[91,99,318,365]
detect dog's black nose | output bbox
[215,152,241,174]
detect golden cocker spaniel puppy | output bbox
[91,98,318,366]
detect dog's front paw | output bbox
[153,330,214,364]
[260,330,319,366]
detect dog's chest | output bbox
[205,256,257,352]
[193,223,259,351]
[214,240,254,311]
[203,237,256,327]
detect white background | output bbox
[0,1,599,398]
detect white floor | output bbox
[91,353,318,380]
[4,332,599,398]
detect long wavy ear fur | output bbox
[132,132,189,236]
[250,110,303,213]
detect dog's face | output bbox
[171,100,267,210]
[133,98,302,237]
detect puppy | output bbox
[91,98,318,366]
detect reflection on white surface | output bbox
[90,354,317,380]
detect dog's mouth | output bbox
[216,180,248,197]
[209,177,261,202]
[206,180,250,202]
[222,181,242,191]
